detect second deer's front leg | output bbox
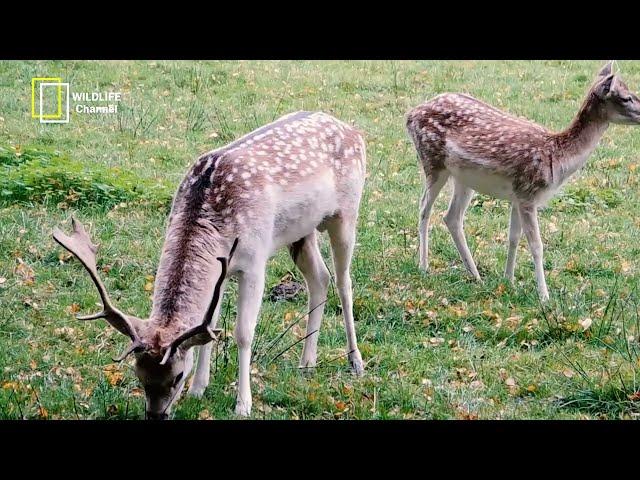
[234,268,266,417]
[517,202,550,302]
[419,171,449,271]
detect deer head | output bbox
[592,61,640,125]
[53,217,236,419]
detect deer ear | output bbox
[594,73,615,99]
[598,61,614,77]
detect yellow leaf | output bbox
[103,365,124,386]
[38,406,49,419]
[131,388,144,397]
[284,311,295,322]
[143,282,154,292]
[198,409,212,420]
[65,303,81,315]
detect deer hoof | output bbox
[349,350,365,376]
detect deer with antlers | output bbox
[406,61,640,301]
[54,111,367,418]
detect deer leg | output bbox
[327,216,364,375]
[187,344,213,397]
[504,203,522,283]
[517,202,550,302]
[187,279,227,398]
[234,265,266,417]
[444,179,481,281]
[419,170,449,271]
[289,231,331,370]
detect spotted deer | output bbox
[53,111,367,418]
[406,61,640,301]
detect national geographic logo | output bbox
[31,77,122,124]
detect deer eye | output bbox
[173,372,184,387]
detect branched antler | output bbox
[53,216,143,360]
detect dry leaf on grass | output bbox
[103,365,124,386]
[15,258,35,286]
[579,318,593,331]
[65,303,81,315]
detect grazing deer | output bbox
[53,111,367,418]
[406,61,640,301]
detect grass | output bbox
[1,60,640,419]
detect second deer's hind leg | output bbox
[288,231,331,369]
[419,169,449,271]
[326,215,364,375]
[444,179,481,281]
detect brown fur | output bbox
[406,70,638,200]
[149,111,366,343]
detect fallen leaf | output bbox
[335,400,348,412]
[628,391,640,402]
[65,303,81,315]
[563,369,575,378]
[103,365,124,386]
[198,409,213,420]
[143,282,154,292]
[579,318,592,331]
[505,377,516,387]
[14,258,35,286]
[470,380,485,390]
[38,405,49,419]
[131,388,144,397]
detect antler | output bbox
[160,238,239,365]
[53,217,142,355]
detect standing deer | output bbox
[53,111,367,418]
[406,61,640,301]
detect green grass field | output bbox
[1,60,639,419]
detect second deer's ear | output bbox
[598,60,614,77]
[594,73,615,98]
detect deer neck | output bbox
[149,224,228,330]
[554,94,609,183]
